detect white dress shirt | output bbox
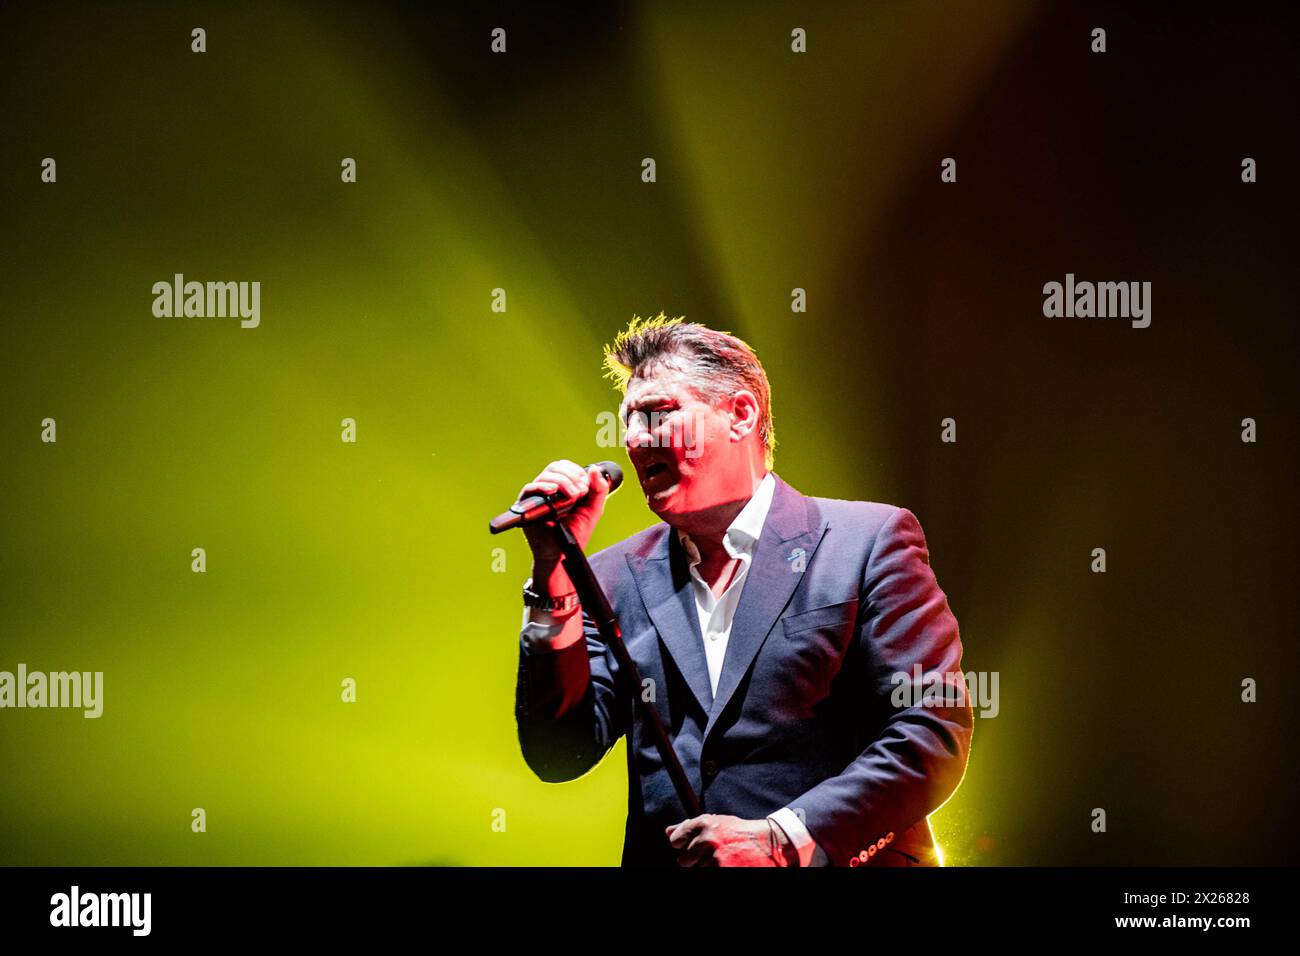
[677,470,776,698]
[521,471,825,866]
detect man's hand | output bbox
[664,814,791,867]
[518,460,612,594]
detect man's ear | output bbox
[729,389,760,441]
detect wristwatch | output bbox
[522,577,581,613]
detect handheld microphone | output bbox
[488,461,624,534]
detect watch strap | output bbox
[522,577,580,613]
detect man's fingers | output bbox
[519,480,558,500]
[550,459,585,478]
[665,820,692,847]
[665,816,707,847]
[678,829,717,867]
[586,465,611,505]
[519,461,614,507]
[520,467,586,503]
[550,460,589,491]
[544,472,584,500]
[552,462,592,500]
[666,816,717,866]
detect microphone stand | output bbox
[548,520,703,818]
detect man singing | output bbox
[513,314,972,867]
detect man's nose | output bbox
[624,417,654,449]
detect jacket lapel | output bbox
[625,473,828,739]
[703,474,827,743]
[627,528,714,716]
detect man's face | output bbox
[619,363,734,518]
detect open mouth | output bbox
[643,461,671,482]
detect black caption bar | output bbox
[0,866,1283,943]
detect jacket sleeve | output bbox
[791,506,973,865]
[514,590,632,783]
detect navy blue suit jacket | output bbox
[515,472,973,867]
